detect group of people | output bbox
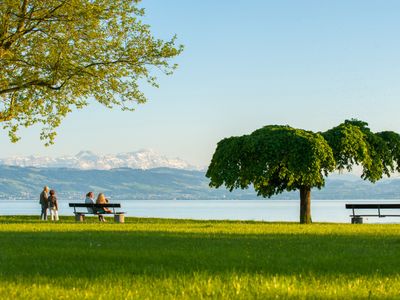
[40,187,112,222]
[85,191,112,222]
[39,186,59,221]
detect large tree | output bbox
[0,0,182,144]
[206,120,400,224]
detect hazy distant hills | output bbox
[0,165,246,200]
[0,165,400,200]
[0,149,199,170]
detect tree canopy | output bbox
[0,0,183,144]
[206,120,400,223]
[207,126,335,197]
[322,119,400,182]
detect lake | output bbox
[1,199,400,223]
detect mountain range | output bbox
[0,149,199,170]
[0,165,244,200]
[0,165,400,200]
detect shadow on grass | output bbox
[0,215,268,224]
[0,228,399,283]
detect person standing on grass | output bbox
[48,190,59,221]
[39,186,49,220]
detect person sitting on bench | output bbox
[96,193,112,222]
[85,191,95,213]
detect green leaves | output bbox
[377,131,400,173]
[325,119,400,182]
[322,122,371,173]
[206,125,335,198]
[207,119,400,197]
[0,0,183,144]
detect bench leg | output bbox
[75,213,85,222]
[114,214,125,223]
[351,216,363,224]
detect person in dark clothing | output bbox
[48,189,59,221]
[39,186,49,220]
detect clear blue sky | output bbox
[1,0,400,167]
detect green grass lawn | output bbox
[0,216,399,299]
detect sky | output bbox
[1,0,400,167]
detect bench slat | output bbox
[69,203,121,208]
[349,214,400,217]
[346,204,400,209]
[74,212,115,215]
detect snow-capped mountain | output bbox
[0,149,199,170]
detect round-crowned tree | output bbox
[207,120,400,224]
[206,125,336,224]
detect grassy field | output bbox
[0,216,399,299]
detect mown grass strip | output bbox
[0,216,399,299]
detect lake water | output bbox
[1,199,400,223]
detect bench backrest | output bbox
[69,203,121,208]
[346,204,400,209]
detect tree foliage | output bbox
[207,125,336,197]
[0,0,183,144]
[323,119,400,182]
[321,122,371,173]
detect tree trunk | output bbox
[299,186,312,224]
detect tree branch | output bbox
[0,93,17,122]
[0,79,64,95]
[2,1,69,50]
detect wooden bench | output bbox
[69,203,125,223]
[345,203,400,223]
